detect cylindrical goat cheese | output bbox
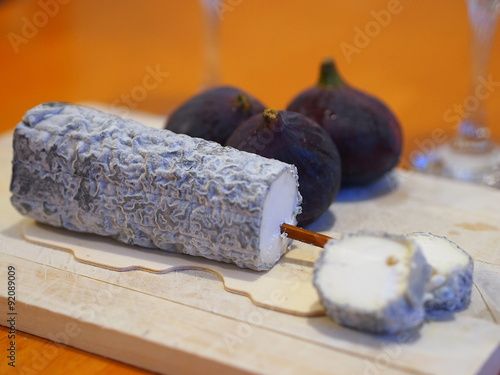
[10,102,302,271]
[313,231,430,334]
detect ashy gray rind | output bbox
[313,231,430,335]
[10,102,301,271]
[407,232,474,312]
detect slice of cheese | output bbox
[313,231,430,334]
[406,232,473,311]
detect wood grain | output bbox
[22,221,326,316]
[1,111,500,374]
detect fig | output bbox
[287,58,402,186]
[165,86,265,145]
[226,109,341,226]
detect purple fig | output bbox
[287,58,402,186]
[166,86,265,145]
[226,109,341,226]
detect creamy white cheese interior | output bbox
[317,235,413,310]
[407,233,470,291]
[259,170,299,265]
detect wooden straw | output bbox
[280,223,334,248]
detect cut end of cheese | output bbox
[406,232,473,311]
[314,231,430,334]
[259,169,301,267]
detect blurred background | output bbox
[1,0,500,167]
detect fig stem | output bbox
[263,108,280,129]
[235,93,252,112]
[319,58,344,88]
[280,223,338,248]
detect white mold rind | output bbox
[407,232,473,311]
[313,231,430,334]
[10,103,301,271]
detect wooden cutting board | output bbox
[1,104,500,375]
[21,221,331,317]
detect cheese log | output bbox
[10,102,302,271]
[406,232,473,311]
[313,232,430,334]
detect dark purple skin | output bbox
[166,86,265,145]
[226,109,341,226]
[287,59,402,186]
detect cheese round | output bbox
[313,231,430,334]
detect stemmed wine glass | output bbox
[199,0,222,88]
[412,0,500,188]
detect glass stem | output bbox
[200,0,222,89]
[453,0,500,153]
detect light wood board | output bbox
[22,221,329,316]
[1,104,500,375]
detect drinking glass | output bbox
[199,0,222,88]
[412,0,500,188]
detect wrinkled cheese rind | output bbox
[313,231,430,334]
[10,102,301,271]
[407,232,473,311]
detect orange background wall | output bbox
[1,0,500,167]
